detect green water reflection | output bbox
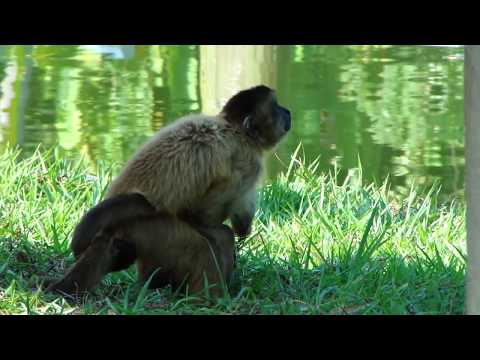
[0,45,464,201]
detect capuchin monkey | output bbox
[46,194,235,298]
[71,85,292,259]
[48,85,291,297]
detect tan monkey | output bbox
[72,85,291,258]
[47,194,235,298]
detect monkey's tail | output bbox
[70,193,156,259]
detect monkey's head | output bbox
[221,85,292,149]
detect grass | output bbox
[0,145,466,315]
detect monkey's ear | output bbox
[243,115,252,130]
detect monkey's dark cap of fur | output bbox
[221,85,274,123]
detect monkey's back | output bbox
[106,115,251,217]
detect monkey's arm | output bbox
[229,188,257,240]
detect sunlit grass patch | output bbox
[0,145,465,314]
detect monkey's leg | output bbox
[137,223,235,298]
[46,242,112,295]
[137,249,226,297]
[136,257,173,289]
[193,223,235,287]
[191,225,235,298]
[109,235,138,272]
[46,231,136,296]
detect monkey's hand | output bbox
[229,188,256,241]
[231,214,253,241]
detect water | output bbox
[0,45,464,201]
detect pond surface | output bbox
[0,45,464,201]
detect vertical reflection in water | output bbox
[55,68,81,151]
[199,45,277,115]
[0,60,17,146]
[17,46,33,147]
[164,46,200,119]
[0,46,33,151]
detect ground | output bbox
[0,146,465,314]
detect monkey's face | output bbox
[252,94,291,148]
[222,85,292,149]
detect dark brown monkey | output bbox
[47,194,235,297]
[70,193,155,260]
[73,85,291,256]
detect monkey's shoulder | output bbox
[131,114,254,165]
[152,115,236,145]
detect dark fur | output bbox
[70,193,155,259]
[46,195,235,297]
